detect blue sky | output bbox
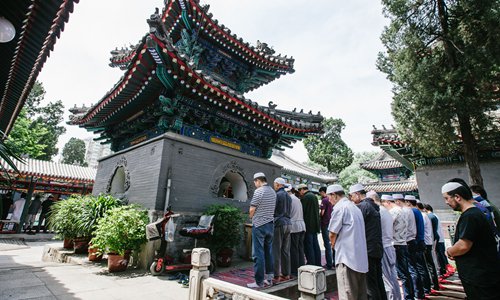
[38,0,393,162]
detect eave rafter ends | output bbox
[161,0,294,72]
[0,0,79,134]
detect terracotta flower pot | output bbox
[73,237,90,254]
[88,247,103,262]
[216,247,234,267]
[107,251,130,272]
[63,238,74,250]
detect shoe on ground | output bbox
[263,279,272,287]
[247,282,263,288]
[272,276,282,284]
[280,275,290,281]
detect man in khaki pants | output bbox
[327,184,368,300]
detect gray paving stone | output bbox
[0,285,54,300]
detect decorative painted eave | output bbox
[0,0,79,136]
[364,180,418,193]
[69,32,323,136]
[0,157,96,183]
[162,0,294,70]
[361,151,404,170]
[270,150,337,183]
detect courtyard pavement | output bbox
[0,239,189,300]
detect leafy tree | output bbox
[303,118,353,173]
[7,81,66,160]
[61,138,87,166]
[0,130,23,175]
[338,152,378,189]
[5,110,48,159]
[377,0,500,186]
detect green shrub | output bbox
[90,205,149,256]
[204,204,245,253]
[76,194,122,238]
[47,196,86,239]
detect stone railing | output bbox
[189,248,327,300]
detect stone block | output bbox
[298,265,326,296]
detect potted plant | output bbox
[204,204,245,267]
[47,196,86,250]
[76,194,122,260]
[90,205,149,272]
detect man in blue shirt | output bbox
[405,195,431,298]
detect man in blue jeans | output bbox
[319,187,333,269]
[248,172,277,288]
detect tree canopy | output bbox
[303,118,353,173]
[377,0,500,186]
[61,138,87,166]
[6,81,66,160]
[338,152,378,189]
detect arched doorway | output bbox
[110,167,126,195]
[217,171,248,201]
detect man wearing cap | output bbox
[383,194,414,300]
[272,177,292,282]
[297,184,321,266]
[287,185,306,276]
[349,184,386,300]
[328,184,368,300]
[405,195,430,299]
[371,192,401,300]
[442,181,500,299]
[417,202,440,293]
[248,172,277,288]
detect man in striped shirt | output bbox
[247,172,277,288]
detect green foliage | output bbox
[75,194,122,238]
[5,109,48,159]
[377,0,500,157]
[0,130,24,176]
[47,197,86,239]
[338,152,379,189]
[204,204,245,253]
[7,81,66,160]
[62,138,87,166]
[303,118,354,173]
[90,205,149,256]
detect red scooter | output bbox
[147,207,215,275]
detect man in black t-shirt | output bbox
[441,182,500,300]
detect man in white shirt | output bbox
[328,184,368,300]
[391,194,415,300]
[371,192,401,300]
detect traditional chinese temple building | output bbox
[69,0,323,221]
[361,151,418,196]
[369,126,500,210]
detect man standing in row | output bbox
[287,185,305,277]
[442,182,500,299]
[272,178,292,282]
[328,184,368,300]
[248,172,276,288]
[298,184,321,266]
[349,184,386,300]
[386,194,414,300]
[319,186,334,270]
[372,192,401,300]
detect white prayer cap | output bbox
[348,183,365,194]
[404,195,416,201]
[441,182,462,194]
[284,184,292,192]
[381,195,394,201]
[326,184,344,194]
[416,199,421,203]
[253,172,266,179]
[366,190,379,199]
[274,177,286,185]
[392,194,404,200]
